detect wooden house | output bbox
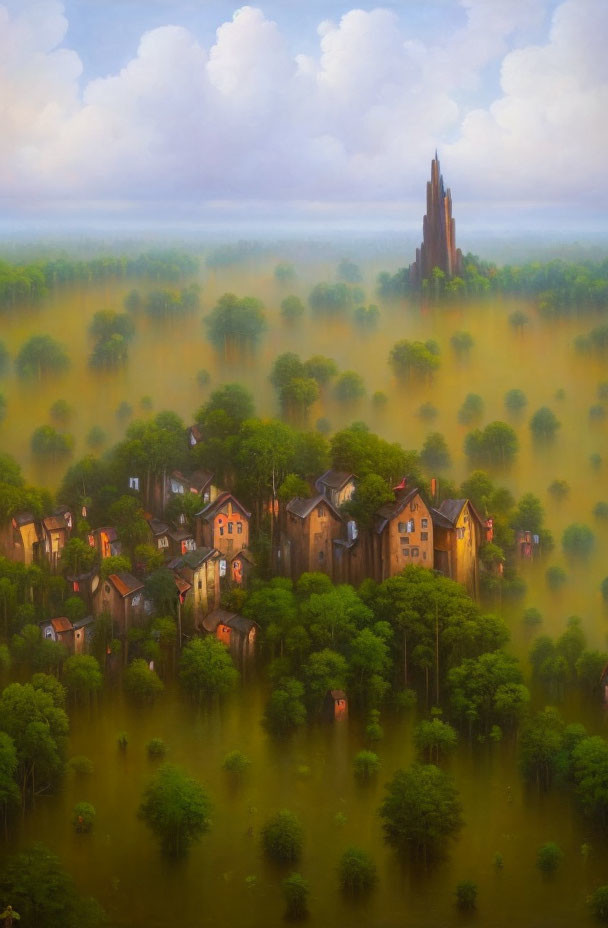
[73,615,95,655]
[431,499,484,597]
[373,487,434,580]
[40,616,74,651]
[230,548,255,586]
[93,571,145,637]
[147,517,171,553]
[315,470,357,509]
[1,512,41,564]
[195,493,251,558]
[66,568,99,612]
[167,547,221,625]
[203,608,258,663]
[325,688,348,720]
[88,526,121,560]
[41,513,71,569]
[166,469,218,507]
[283,494,345,580]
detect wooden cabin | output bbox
[203,609,258,663]
[195,493,251,558]
[373,487,434,581]
[315,470,357,509]
[168,547,221,625]
[89,526,121,560]
[41,513,71,569]
[0,512,41,565]
[73,615,95,655]
[283,494,345,580]
[325,688,348,720]
[40,617,74,651]
[230,548,255,586]
[431,499,484,597]
[166,469,218,507]
[93,571,145,637]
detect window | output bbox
[128,476,139,490]
[411,547,419,558]
[45,628,53,639]
[317,506,326,518]
[456,527,465,540]
[158,536,169,549]
[318,550,325,562]
[421,518,428,529]
[398,521,407,533]
[219,526,224,536]
[422,551,427,560]
[421,532,428,541]
[406,519,415,533]
[198,580,202,590]
[400,536,410,544]
[219,559,227,577]
[402,548,410,557]
[228,522,233,534]
[237,522,243,534]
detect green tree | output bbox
[261,809,303,863]
[30,426,74,462]
[0,732,19,834]
[179,637,238,704]
[519,707,564,789]
[537,842,563,873]
[448,651,529,736]
[303,355,338,386]
[280,295,305,320]
[572,736,608,825]
[389,340,440,380]
[458,393,484,425]
[455,880,477,909]
[63,655,103,705]
[0,844,105,927]
[263,678,306,738]
[108,496,149,554]
[222,750,251,782]
[138,763,211,856]
[450,331,474,354]
[414,719,458,764]
[124,659,164,704]
[530,407,560,439]
[504,388,527,412]
[303,649,348,715]
[353,750,380,783]
[379,764,463,861]
[339,847,377,894]
[589,886,608,922]
[420,433,451,471]
[72,801,96,833]
[464,421,518,467]
[334,371,365,402]
[204,293,267,355]
[282,872,309,919]
[15,336,69,379]
[562,523,595,557]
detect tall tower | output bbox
[410,152,462,285]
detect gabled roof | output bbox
[51,617,73,633]
[107,572,144,598]
[286,493,344,521]
[375,487,420,534]
[167,528,194,543]
[73,615,95,630]
[230,547,255,565]
[43,515,67,531]
[174,575,192,595]
[179,546,220,570]
[147,517,170,537]
[432,498,485,529]
[13,511,36,527]
[203,608,257,636]
[195,491,251,521]
[315,469,356,492]
[430,508,454,529]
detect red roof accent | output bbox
[51,617,73,633]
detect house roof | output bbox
[230,547,255,565]
[180,547,219,570]
[13,511,36,527]
[195,491,251,521]
[432,498,485,529]
[167,528,194,543]
[286,493,344,521]
[108,572,144,597]
[147,517,170,536]
[43,515,67,531]
[430,508,454,529]
[330,689,346,700]
[225,613,257,635]
[51,617,73,634]
[203,608,257,635]
[73,615,95,630]
[174,575,192,595]
[97,526,118,542]
[375,487,419,534]
[315,469,356,492]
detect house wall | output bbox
[212,502,249,556]
[453,505,480,597]
[285,503,343,580]
[377,492,434,581]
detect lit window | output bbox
[398,521,407,533]
[402,548,409,557]
[237,522,243,534]
[228,522,233,534]
[421,518,428,529]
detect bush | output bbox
[590,886,608,922]
[455,880,477,909]
[504,388,527,411]
[562,523,595,558]
[222,750,251,781]
[282,872,309,919]
[339,847,377,894]
[146,738,168,758]
[353,750,380,783]
[450,331,474,353]
[334,371,365,402]
[72,801,96,833]
[117,731,128,750]
[261,810,303,863]
[594,502,608,520]
[458,393,484,424]
[523,607,543,628]
[546,566,567,590]
[418,402,438,421]
[537,842,562,873]
[124,659,164,704]
[548,480,569,500]
[530,406,560,439]
[138,763,211,857]
[196,368,210,387]
[67,755,94,777]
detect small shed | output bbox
[203,608,258,662]
[73,615,95,655]
[41,617,75,651]
[325,689,348,720]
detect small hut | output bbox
[325,689,348,721]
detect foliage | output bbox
[124,659,164,704]
[458,393,484,424]
[339,847,377,894]
[179,637,238,704]
[353,750,380,782]
[448,651,529,736]
[504,388,527,412]
[138,763,211,856]
[282,873,309,920]
[72,801,96,833]
[309,281,363,314]
[222,750,251,781]
[420,432,451,471]
[261,809,304,863]
[379,764,463,859]
[389,339,440,379]
[353,304,380,327]
[0,843,105,927]
[546,566,567,590]
[450,331,474,353]
[263,678,306,738]
[63,655,103,702]
[562,523,595,557]
[67,755,94,777]
[15,335,69,379]
[590,886,608,922]
[464,421,518,467]
[204,293,267,351]
[455,880,477,909]
[280,295,305,320]
[31,425,74,460]
[414,719,458,763]
[530,407,561,439]
[537,842,563,873]
[334,371,365,402]
[147,738,168,758]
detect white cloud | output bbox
[0,0,605,211]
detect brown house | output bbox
[41,513,71,569]
[325,688,348,720]
[0,512,41,565]
[73,615,95,655]
[168,547,221,625]
[166,469,218,507]
[203,609,258,663]
[315,470,357,509]
[373,487,434,581]
[88,526,121,560]
[93,571,145,636]
[283,494,345,580]
[40,616,74,651]
[195,493,251,558]
[431,499,484,597]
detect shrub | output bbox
[222,750,251,781]
[282,872,309,919]
[504,388,527,411]
[353,750,380,782]
[67,755,94,777]
[562,523,595,557]
[590,885,608,922]
[124,659,164,703]
[147,738,168,758]
[530,406,560,439]
[339,847,377,894]
[261,810,303,864]
[537,842,562,873]
[72,801,96,833]
[523,607,543,628]
[455,880,477,909]
[546,566,567,590]
[594,502,608,520]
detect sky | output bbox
[1,0,606,230]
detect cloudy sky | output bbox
[1,0,606,227]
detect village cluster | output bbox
[0,417,493,669]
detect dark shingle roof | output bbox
[147,518,170,536]
[430,508,454,529]
[433,499,485,528]
[315,469,355,491]
[375,488,419,533]
[286,494,343,521]
[108,572,144,597]
[195,492,251,520]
